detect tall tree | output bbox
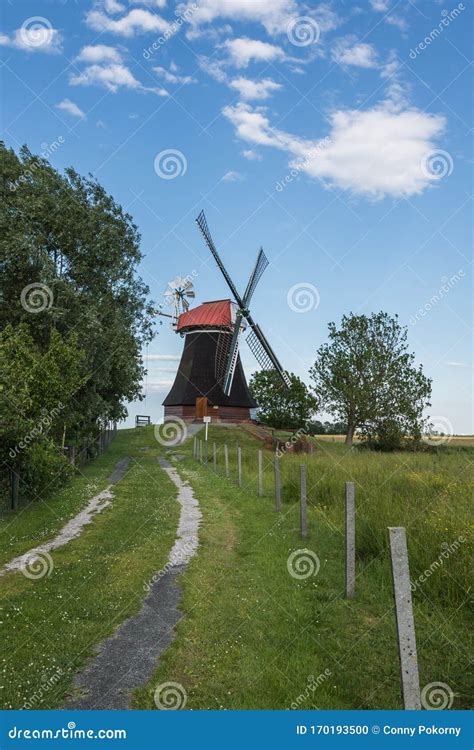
[249,371,317,429]
[309,312,431,446]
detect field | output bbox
[0,425,472,710]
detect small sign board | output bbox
[203,416,211,440]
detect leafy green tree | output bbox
[309,312,431,447]
[249,371,318,429]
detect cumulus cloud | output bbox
[223,100,447,199]
[153,64,196,85]
[332,38,378,68]
[144,354,180,361]
[70,63,168,95]
[229,76,282,100]
[76,44,122,63]
[177,0,299,35]
[222,170,245,182]
[0,26,62,53]
[370,0,390,10]
[242,148,263,160]
[56,99,85,119]
[85,8,169,36]
[221,37,285,68]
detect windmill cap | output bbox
[176,299,241,332]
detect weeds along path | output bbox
[0,459,130,578]
[0,427,182,709]
[66,456,201,709]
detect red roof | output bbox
[176,300,234,332]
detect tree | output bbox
[309,312,432,447]
[249,371,317,429]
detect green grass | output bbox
[133,425,472,710]
[0,426,180,709]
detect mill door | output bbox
[196,397,208,418]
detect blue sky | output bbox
[1,0,472,432]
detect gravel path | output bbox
[0,458,130,578]
[66,456,201,709]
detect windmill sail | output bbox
[243,248,268,307]
[246,323,291,387]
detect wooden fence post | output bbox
[11,470,19,510]
[388,526,421,710]
[258,450,263,497]
[213,442,217,470]
[224,444,229,478]
[300,464,307,539]
[345,482,355,599]
[237,446,242,487]
[274,457,281,512]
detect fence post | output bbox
[258,449,263,497]
[274,457,281,512]
[199,440,203,463]
[300,464,307,539]
[388,527,421,710]
[224,444,229,478]
[69,446,76,467]
[345,482,356,599]
[213,442,217,471]
[193,437,197,459]
[11,470,19,510]
[204,440,208,464]
[237,446,242,487]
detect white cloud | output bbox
[242,148,263,160]
[70,63,168,95]
[56,99,85,119]
[332,38,378,68]
[76,44,122,63]
[153,65,196,85]
[370,0,390,10]
[177,0,299,35]
[229,76,282,100]
[445,361,470,368]
[223,100,447,199]
[386,14,408,32]
[221,37,285,68]
[0,26,62,54]
[85,8,169,36]
[103,0,125,12]
[144,354,180,361]
[147,381,174,390]
[222,170,245,182]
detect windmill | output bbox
[162,212,289,423]
[195,210,291,394]
[164,275,195,320]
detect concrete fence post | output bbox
[213,442,217,470]
[258,449,263,497]
[193,436,197,459]
[204,440,208,464]
[345,482,356,599]
[224,444,229,478]
[388,526,421,710]
[237,446,242,487]
[300,464,307,539]
[69,446,76,467]
[274,457,281,512]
